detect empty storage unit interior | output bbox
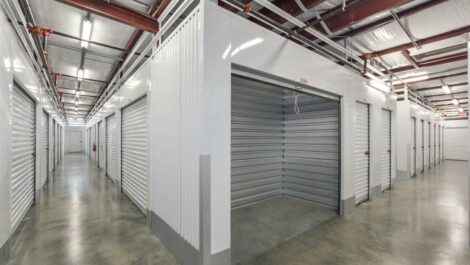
[231,73,340,263]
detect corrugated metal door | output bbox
[420,120,424,172]
[106,114,117,181]
[52,120,55,171]
[438,125,441,163]
[121,97,148,213]
[11,85,36,232]
[433,124,436,166]
[355,102,369,205]
[380,109,391,191]
[409,117,416,177]
[98,121,105,170]
[41,111,49,187]
[424,121,429,169]
[428,122,431,168]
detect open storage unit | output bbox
[230,72,340,263]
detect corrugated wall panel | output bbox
[106,115,117,181]
[151,9,201,249]
[98,121,105,170]
[40,111,49,188]
[354,102,369,204]
[121,97,147,213]
[11,85,36,232]
[283,94,340,209]
[380,109,391,191]
[231,76,284,208]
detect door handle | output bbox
[387,150,391,153]
[365,150,370,155]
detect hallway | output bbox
[8,154,177,265]
[7,155,470,265]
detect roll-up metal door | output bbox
[98,121,105,170]
[420,120,424,172]
[11,84,36,232]
[41,111,49,188]
[424,122,429,169]
[428,122,431,168]
[417,119,422,173]
[433,124,436,166]
[355,102,369,205]
[409,117,416,177]
[106,114,117,181]
[437,125,441,164]
[52,120,55,171]
[380,109,391,191]
[121,97,148,213]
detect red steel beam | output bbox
[417,81,468,92]
[390,51,468,73]
[401,50,419,69]
[366,25,470,58]
[332,0,448,41]
[55,0,159,33]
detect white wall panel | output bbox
[150,8,202,249]
[409,117,416,177]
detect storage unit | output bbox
[433,124,436,166]
[445,126,468,160]
[11,84,36,233]
[380,109,391,191]
[424,121,429,169]
[438,125,441,163]
[40,111,49,187]
[354,102,369,204]
[231,75,340,210]
[428,122,431,168]
[121,97,148,213]
[409,117,416,177]
[98,121,105,170]
[106,114,117,181]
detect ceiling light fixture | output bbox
[452,99,459,105]
[81,18,93,48]
[76,90,80,97]
[77,68,84,81]
[458,107,464,112]
[442,84,451,94]
[391,74,429,85]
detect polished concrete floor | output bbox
[8,154,178,265]
[8,156,470,265]
[231,197,337,264]
[239,161,470,265]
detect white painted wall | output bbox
[445,120,468,160]
[65,126,86,153]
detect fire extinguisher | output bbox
[92,143,96,152]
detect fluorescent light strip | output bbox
[442,85,451,94]
[452,99,459,105]
[81,19,92,48]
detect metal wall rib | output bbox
[231,76,284,208]
[106,114,117,181]
[283,93,340,209]
[121,96,148,213]
[11,84,36,232]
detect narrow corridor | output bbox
[8,154,177,265]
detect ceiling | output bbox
[26,0,158,123]
[219,0,470,119]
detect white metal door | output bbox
[355,102,369,204]
[41,111,49,188]
[428,122,431,168]
[424,122,429,169]
[121,97,148,213]
[380,109,391,191]
[433,124,436,166]
[11,85,36,232]
[52,120,55,171]
[98,121,105,170]
[106,114,117,181]
[420,120,424,172]
[438,125,441,163]
[409,117,416,177]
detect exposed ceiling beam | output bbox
[425,91,468,98]
[55,0,159,33]
[430,97,468,103]
[416,81,468,92]
[365,25,470,58]
[404,71,467,85]
[256,0,329,24]
[401,50,419,69]
[390,52,467,73]
[61,73,107,84]
[332,0,448,41]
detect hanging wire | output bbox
[293,91,300,115]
